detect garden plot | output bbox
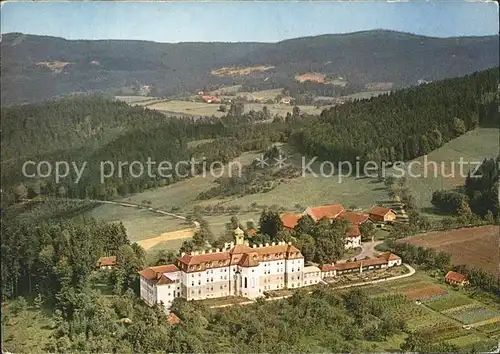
[447,305,500,325]
[425,293,474,312]
[404,285,448,301]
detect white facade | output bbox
[345,235,362,249]
[138,231,401,313]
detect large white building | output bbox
[138,227,402,312]
[139,227,322,312]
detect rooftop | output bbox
[306,204,345,221]
[369,206,395,217]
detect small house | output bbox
[97,256,116,269]
[280,213,303,230]
[303,204,345,222]
[167,313,181,325]
[445,271,469,286]
[369,206,397,224]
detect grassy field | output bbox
[387,128,499,210]
[143,99,324,118]
[84,128,498,253]
[114,96,161,105]
[85,204,189,242]
[145,100,226,117]
[2,301,55,353]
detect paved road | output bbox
[210,264,416,309]
[356,239,384,259]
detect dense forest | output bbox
[2,30,498,105]
[2,68,498,207]
[432,156,499,217]
[291,68,499,165]
[1,95,298,204]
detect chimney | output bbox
[252,244,257,248]
[271,242,276,246]
[265,243,269,247]
[259,244,263,248]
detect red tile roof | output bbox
[239,252,260,267]
[156,274,175,285]
[280,213,302,229]
[173,242,303,271]
[306,204,345,221]
[167,313,181,325]
[319,252,400,272]
[369,206,395,217]
[445,271,467,283]
[380,252,401,262]
[338,211,369,225]
[138,264,179,281]
[97,256,116,267]
[347,224,361,238]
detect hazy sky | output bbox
[1,1,498,43]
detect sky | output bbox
[1,1,498,43]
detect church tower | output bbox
[234,227,245,245]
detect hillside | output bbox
[1,30,498,105]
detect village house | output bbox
[304,204,345,221]
[369,206,397,224]
[201,95,221,104]
[96,256,116,269]
[279,204,368,249]
[167,313,181,325]
[445,271,469,286]
[280,213,303,230]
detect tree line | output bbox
[290,68,498,167]
[432,156,499,217]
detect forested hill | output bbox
[291,67,499,165]
[2,30,498,105]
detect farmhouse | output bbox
[201,95,221,104]
[369,206,397,224]
[280,213,302,230]
[280,204,368,249]
[338,211,369,225]
[304,204,345,221]
[445,271,469,286]
[96,256,116,269]
[167,313,181,325]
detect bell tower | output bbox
[234,227,245,245]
